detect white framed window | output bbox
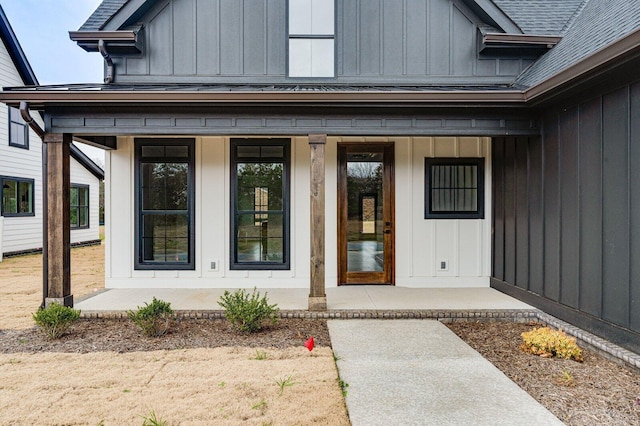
[288,0,335,77]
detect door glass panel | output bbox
[346,152,384,272]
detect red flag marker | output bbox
[304,336,315,351]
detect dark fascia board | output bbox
[479,32,562,56]
[461,0,522,34]
[525,27,640,102]
[0,89,527,109]
[482,33,562,47]
[70,143,104,180]
[0,5,38,86]
[69,30,142,54]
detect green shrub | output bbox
[32,303,81,339]
[127,297,173,337]
[218,288,279,333]
[520,327,583,362]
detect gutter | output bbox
[68,30,142,54]
[482,33,562,48]
[69,30,137,42]
[0,90,527,108]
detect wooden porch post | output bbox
[308,134,327,311]
[43,133,72,307]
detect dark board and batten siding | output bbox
[113,0,533,84]
[492,83,640,353]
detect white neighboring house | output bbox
[0,6,103,260]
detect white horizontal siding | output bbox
[0,36,45,254]
[0,32,100,255]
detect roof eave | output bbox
[70,143,104,180]
[525,27,640,102]
[0,90,527,109]
[483,33,562,47]
[69,30,142,54]
[0,5,38,86]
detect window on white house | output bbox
[231,139,290,270]
[424,158,485,219]
[135,139,195,270]
[9,107,29,149]
[70,184,89,229]
[1,176,34,216]
[288,0,335,77]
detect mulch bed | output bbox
[447,321,640,426]
[0,318,330,354]
[2,318,639,425]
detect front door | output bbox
[338,143,394,285]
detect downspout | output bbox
[98,39,114,84]
[19,101,44,138]
[19,102,47,307]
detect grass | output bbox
[276,373,296,395]
[253,349,269,360]
[141,409,167,426]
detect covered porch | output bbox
[75,286,533,313]
[0,89,540,313]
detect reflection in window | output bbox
[1,177,34,216]
[254,187,269,225]
[360,194,376,234]
[231,139,290,269]
[135,140,194,269]
[70,185,89,229]
[288,0,335,77]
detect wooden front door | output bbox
[338,143,394,285]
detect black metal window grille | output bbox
[424,158,485,219]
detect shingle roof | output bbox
[491,0,588,35]
[79,0,128,31]
[516,0,640,88]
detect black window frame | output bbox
[8,107,29,149]
[134,138,195,270]
[230,138,291,270]
[70,184,90,230]
[1,176,35,217]
[424,158,485,219]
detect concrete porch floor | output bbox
[75,286,533,312]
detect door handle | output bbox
[384,229,391,234]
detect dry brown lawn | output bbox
[0,243,104,329]
[0,244,349,425]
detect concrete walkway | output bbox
[328,320,563,426]
[76,286,533,311]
